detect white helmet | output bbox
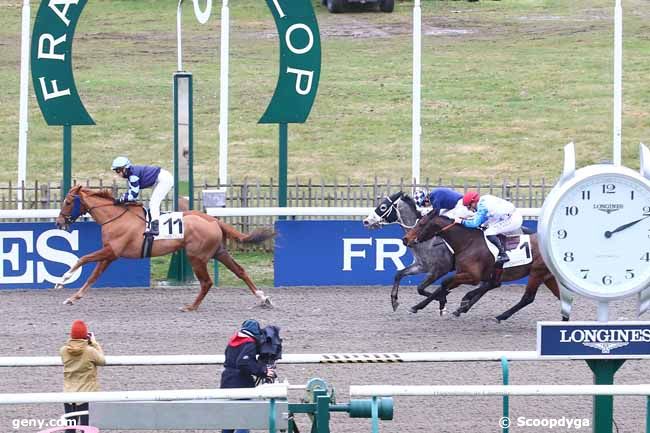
[413,188,428,207]
[111,156,131,171]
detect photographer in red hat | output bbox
[59,320,106,432]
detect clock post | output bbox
[538,143,650,433]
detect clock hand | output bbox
[604,215,650,238]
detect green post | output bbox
[501,356,509,433]
[268,398,276,433]
[315,394,330,433]
[646,396,649,433]
[370,396,379,433]
[167,72,195,283]
[279,123,288,218]
[586,359,625,433]
[63,125,72,193]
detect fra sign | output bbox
[31,0,95,126]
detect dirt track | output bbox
[0,284,648,433]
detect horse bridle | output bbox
[60,194,139,226]
[59,195,86,225]
[376,195,418,229]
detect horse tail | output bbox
[217,220,275,244]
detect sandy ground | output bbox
[1,284,648,433]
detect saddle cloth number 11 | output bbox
[154,212,185,240]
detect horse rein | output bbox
[61,197,144,227]
[426,219,457,238]
[89,202,147,226]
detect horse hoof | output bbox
[179,304,196,312]
[391,301,399,312]
[261,297,274,308]
[439,308,448,316]
[63,298,74,305]
[54,284,63,290]
[452,310,461,317]
[408,307,418,314]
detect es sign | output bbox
[0,223,149,289]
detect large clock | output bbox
[538,143,650,316]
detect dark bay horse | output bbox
[403,212,567,321]
[363,192,454,314]
[55,185,274,311]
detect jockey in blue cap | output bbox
[111,157,174,236]
[413,187,473,219]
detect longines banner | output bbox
[537,322,650,359]
[0,222,149,289]
[274,220,538,286]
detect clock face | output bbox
[546,170,650,299]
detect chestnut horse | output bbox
[55,185,274,311]
[403,212,567,321]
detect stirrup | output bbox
[147,220,160,237]
[496,253,509,264]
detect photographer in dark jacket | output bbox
[220,319,276,433]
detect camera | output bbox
[256,325,282,385]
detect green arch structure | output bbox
[31,0,94,126]
[259,0,322,210]
[29,0,322,203]
[259,0,321,124]
[31,0,95,195]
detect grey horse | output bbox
[363,191,454,314]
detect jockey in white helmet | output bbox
[111,157,174,236]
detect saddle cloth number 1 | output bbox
[484,234,533,268]
[154,212,185,240]
[503,235,533,269]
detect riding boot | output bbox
[147,219,159,236]
[490,265,505,288]
[487,235,509,264]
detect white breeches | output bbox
[484,210,523,236]
[441,204,474,220]
[149,169,174,221]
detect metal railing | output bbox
[0,177,554,251]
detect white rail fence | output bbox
[0,207,542,220]
[0,384,288,405]
[0,350,604,367]
[350,384,650,397]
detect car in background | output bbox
[322,0,394,13]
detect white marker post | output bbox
[17,0,31,210]
[219,0,230,191]
[613,0,622,166]
[412,0,422,185]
